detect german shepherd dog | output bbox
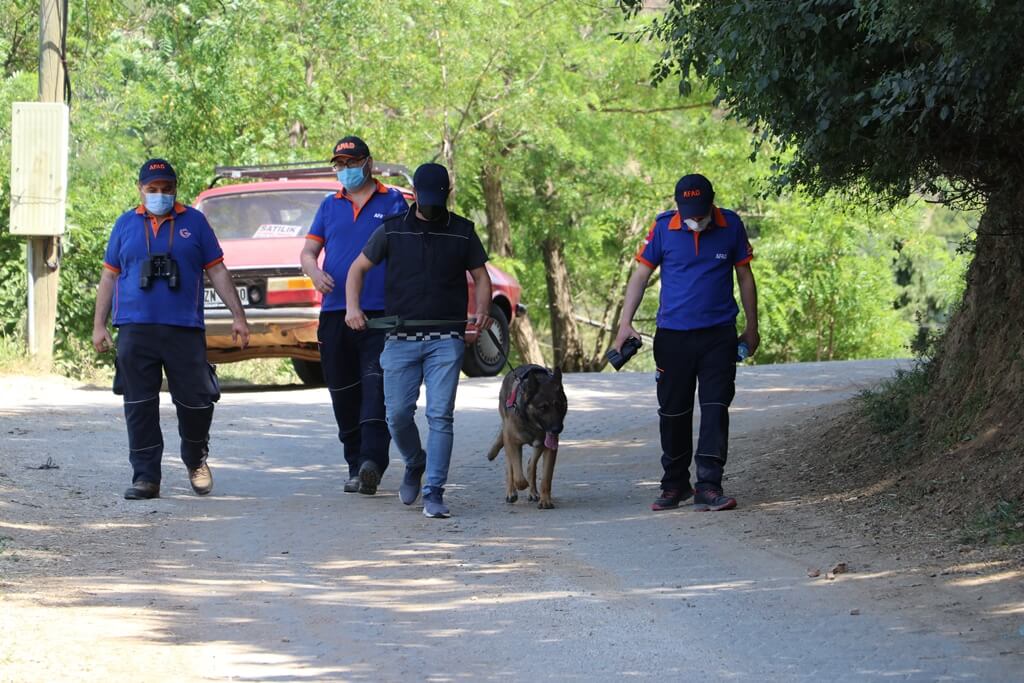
[486,365,567,509]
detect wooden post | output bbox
[28,0,65,363]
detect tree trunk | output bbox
[922,192,1024,449]
[482,164,513,257]
[481,162,544,365]
[544,235,587,371]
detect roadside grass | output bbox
[855,362,931,435]
[961,500,1024,546]
[215,358,298,386]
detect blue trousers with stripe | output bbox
[114,324,220,485]
[318,310,390,478]
[653,325,737,493]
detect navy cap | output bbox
[674,174,714,218]
[138,158,177,184]
[331,136,371,161]
[413,163,451,206]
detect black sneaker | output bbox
[693,489,737,511]
[651,487,694,511]
[343,476,360,493]
[358,461,380,495]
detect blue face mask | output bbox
[144,193,176,216]
[337,166,368,191]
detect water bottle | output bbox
[736,341,749,363]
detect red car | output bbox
[194,162,522,383]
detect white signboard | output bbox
[9,102,69,236]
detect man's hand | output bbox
[309,268,335,295]
[232,316,251,349]
[92,325,114,353]
[466,311,492,345]
[613,323,641,352]
[739,327,760,356]
[346,306,368,331]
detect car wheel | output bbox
[292,358,325,386]
[462,303,510,377]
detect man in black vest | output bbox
[345,163,491,518]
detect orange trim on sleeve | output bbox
[305,234,325,243]
[203,256,225,270]
[103,262,121,274]
[636,254,656,269]
[735,255,754,267]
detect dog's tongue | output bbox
[544,432,559,450]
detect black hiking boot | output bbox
[651,487,694,511]
[693,488,737,511]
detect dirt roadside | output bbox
[1,365,1022,680]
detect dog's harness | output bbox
[505,364,554,416]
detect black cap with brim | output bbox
[675,173,714,218]
[413,163,451,206]
[138,158,177,184]
[331,135,371,161]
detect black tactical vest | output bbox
[382,209,475,333]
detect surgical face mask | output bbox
[418,204,447,222]
[144,192,176,216]
[337,164,368,191]
[684,215,712,232]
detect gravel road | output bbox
[1,360,1021,682]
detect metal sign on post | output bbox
[9,101,69,236]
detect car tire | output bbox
[462,303,510,377]
[292,358,326,386]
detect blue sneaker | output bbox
[422,490,450,518]
[399,464,425,506]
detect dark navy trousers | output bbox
[318,310,390,478]
[114,324,220,485]
[653,325,737,493]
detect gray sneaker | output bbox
[399,464,425,505]
[358,461,380,495]
[422,490,450,518]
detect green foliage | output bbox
[0,0,974,375]
[962,500,1024,546]
[619,0,1024,208]
[751,196,914,362]
[856,364,932,435]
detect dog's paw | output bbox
[505,493,518,504]
[537,499,555,510]
[527,492,540,502]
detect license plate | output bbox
[204,286,249,308]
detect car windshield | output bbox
[198,190,332,240]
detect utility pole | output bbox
[28,0,65,364]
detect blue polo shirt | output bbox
[307,180,408,312]
[103,203,224,329]
[636,206,754,331]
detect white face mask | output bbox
[684,215,712,232]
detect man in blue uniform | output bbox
[345,163,492,519]
[93,158,250,500]
[300,136,408,495]
[614,173,759,512]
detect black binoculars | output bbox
[139,254,180,289]
[605,336,642,371]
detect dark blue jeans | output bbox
[113,324,220,485]
[318,310,390,478]
[653,325,737,493]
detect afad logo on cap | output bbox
[334,141,357,155]
[680,189,703,199]
[149,162,168,171]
